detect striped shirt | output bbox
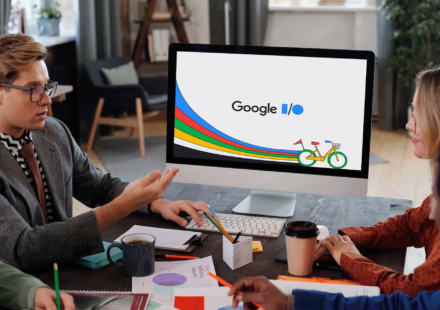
[0,130,56,222]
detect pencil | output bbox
[156,254,198,260]
[205,212,234,243]
[53,263,61,310]
[204,270,265,310]
[204,212,231,241]
[232,231,242,244]
[208,205,218,219]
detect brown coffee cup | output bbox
[284,221,320,276]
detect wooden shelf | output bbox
[140,61,168,66]
[132,0,189,68]
[135,11,189,23]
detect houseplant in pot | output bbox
[34,2,62,36]
[380,0,440,131]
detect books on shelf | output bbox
[144,29,170,63]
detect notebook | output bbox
[72,241,123,269]
[114,225,208,252]
[62,291,150,310]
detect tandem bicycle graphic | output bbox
[295,139,348,169]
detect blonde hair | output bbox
[415,66,440,161]
[0,33,47,85]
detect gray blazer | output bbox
[0,118,128,271]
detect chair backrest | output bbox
[84,57,132,87]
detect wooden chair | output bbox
[84,57,167,156]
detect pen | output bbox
[53,263,61,310]
[232,231,242,244]
[156,254,198,260]
[209,214,234,243]
[204,270,265,310]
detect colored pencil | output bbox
[204,212,231,241]
[204,270,265,310]
[156,254,198,260]
[208,205,218,219]
[204,212,234,243]
[53,263,61,310]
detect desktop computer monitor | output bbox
[166,44,375,217]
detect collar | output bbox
[0,130,33,154]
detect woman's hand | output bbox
[320,234,361,265]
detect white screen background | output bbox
[175,51,367,171]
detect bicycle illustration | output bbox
[294,139,348,169]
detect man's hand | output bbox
[151,199,212,227]
[228,276,289,310]
[34,287,75,310]
[96,168,179,230]
[120,168,179,209]
[320,234,361,265]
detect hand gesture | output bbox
[121,168,179,209]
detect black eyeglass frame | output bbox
[0,81,58,102]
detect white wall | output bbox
[264,6,379,116]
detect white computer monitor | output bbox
[166,44,375,217]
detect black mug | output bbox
[107,233,156,277]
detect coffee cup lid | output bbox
[284,221,320,238]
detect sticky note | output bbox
[252,241,263,253]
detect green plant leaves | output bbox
[381,0,440,88]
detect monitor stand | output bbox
[232,190,296,218]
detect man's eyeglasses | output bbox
[411,104,417,134]
[0,81,58,103]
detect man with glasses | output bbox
[0,34,211,272]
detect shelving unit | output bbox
[132,0,189,67]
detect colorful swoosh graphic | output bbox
[174,82,299,162]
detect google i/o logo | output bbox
[281,103,304,115]
[231,101,304,116]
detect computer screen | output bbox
[167,44,374,180]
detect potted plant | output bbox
[380,0,440,129]
[34,2,62,36]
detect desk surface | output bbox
[31,183,412,291]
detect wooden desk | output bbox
[30,183,411,291]
[48,85,74,117]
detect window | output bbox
[9,0,42,35]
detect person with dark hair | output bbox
[227,153,440,309]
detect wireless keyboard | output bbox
[185,212,286,238]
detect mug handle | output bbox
[107,243,124,267]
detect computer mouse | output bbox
[317,225,329,240]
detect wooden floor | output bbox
[75,121,430,274]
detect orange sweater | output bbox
[339,196,440,297]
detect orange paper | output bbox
[174,296,205,310]
[252,241,263,253]
[277,275,360,286]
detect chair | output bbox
[85,57,168,156]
